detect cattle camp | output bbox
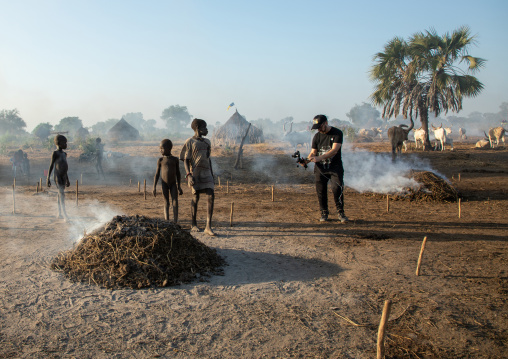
[2,4,508,356]
[1,125,507,358]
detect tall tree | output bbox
[160,105,191,131]
[0,109,26,134]
[370,26,485,149]
[346,102,381,127]
[32,122,53,141]
[54,117,84,135]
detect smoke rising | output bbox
[0,189,122,250]
[66,199,123,243]
[342,147,428,194]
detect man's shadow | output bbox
[205,248,343,286]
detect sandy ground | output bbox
[0,139,507,358]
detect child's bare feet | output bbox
[204,227,215,236]
[190,226,200,232]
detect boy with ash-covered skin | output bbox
[180,119,215,236]
[95,137,106,180]
[47,135,71,221]
[153,139,183,222]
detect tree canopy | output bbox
[370,26,485,149]
[160,105,192,131]
[32,122,53,141]
[0,109,27,134]
[346,102,382,127]
[54,117,84,135]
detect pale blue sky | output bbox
[1,0,507,131]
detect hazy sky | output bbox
[1,0,507,131]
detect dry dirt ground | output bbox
[0,138,507,358]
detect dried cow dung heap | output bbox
[397,170,459,202]
[51,215,226,289]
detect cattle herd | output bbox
[279,119,506,154]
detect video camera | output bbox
[292,151,309,169]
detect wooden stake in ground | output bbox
[386,194,389,213]
[272,185,275,202]
[230,202,234,227]
[12,184,16,214]
[36,182,39,193]
[76,180,79,206]
[458,198,461,219]
[144,179,147,200]
[377,300,392,359]
[40,178,43,192]
[218,176,221,187]
[138,181,140,192]
[416,236,428,276]
[227,180,229,194]
[458,173,461,182]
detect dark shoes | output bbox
[320,211,349,223]
[338,212,349,223]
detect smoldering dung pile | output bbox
[51,215,226,289]
[363,170,459,202]
[397,170,459,202]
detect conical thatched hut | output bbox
[107,118,140,141]
[212,110,264,146]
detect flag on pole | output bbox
[227,102,235,111]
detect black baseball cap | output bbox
[311,115,327,130]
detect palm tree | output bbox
[370,26,485,150]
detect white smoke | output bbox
[342,147,436,194]
[66,199,123,243]
[0,188,122,247]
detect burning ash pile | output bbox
[395,171,459,202]
[51,215,226,289]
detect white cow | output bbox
[358,127,382,138]
[431,124,452,151]
[475,132,491,148]
[458,127,467,141]
[413,127,426,149]
[488,127,506,148]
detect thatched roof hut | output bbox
[108,119,140,141]
[212,110,263,146]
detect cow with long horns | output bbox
[283,122,311,150]
[387,116,414,158]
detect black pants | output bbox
[315,170,344,214]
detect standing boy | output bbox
[95,137,105,180]
[153,139,183,222]
[47,135,71,221]
[180,119,215,236]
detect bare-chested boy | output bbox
[95,137,105,180]
[153,139,183,222]
[47,135,71,221]
[180,119,215,236]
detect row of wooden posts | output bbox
[13,173,465,221]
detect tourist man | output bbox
[307,114,348,223]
